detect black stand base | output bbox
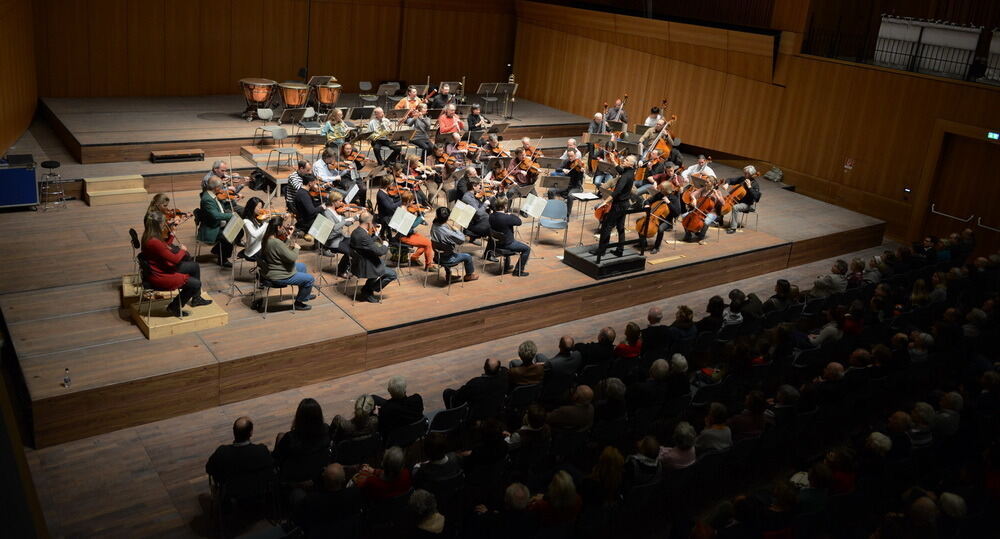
[562,244,646,280]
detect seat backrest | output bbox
[540,199,568,220]
[335,433,382,465]
[271,127,288,141]
[430,239,454,256]
[508,383,542,408]
[257,108,273,121]
[128,228,141,250]
[303,106,315,119]
[192,207,204,226]
[386,417,428,447]
[429,403,469,432]
[359,81,373,91]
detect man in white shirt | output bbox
[367,107,400,165]
[681,155,716,182]
[312,147,345,185]
[559,138,585,160]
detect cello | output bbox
[635,197,672,238]
[681,181,721,235]
[721,170,762,215]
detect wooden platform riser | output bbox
[84,192,149,206]
[129,296,228,340]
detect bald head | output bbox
[573,385,594,405]
[484,357,501,375]
[233,416,253,443]
[559,335,575,353]
[322,463,346,491]
[358,211,374,225]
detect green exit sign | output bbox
[989,131,1000,141]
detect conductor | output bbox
[590,155,637,263]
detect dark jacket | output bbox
[373,394,424,436]
[489,212,522,246]
[197,190,234,243]
[452,369,510,420]
[206,442,273,494]
[349,226,388,278]
[640,325,673,359]
[574,341,615,369]
[294,187,323,231]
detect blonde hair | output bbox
[147,193,170,215]
[545,471,578,510]
[141,211,168,244]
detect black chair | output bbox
[690,376,731,408]
[577,363,607,388]
[483,230,518,282]
[253,273,297,319]
[385,417,428,448]
[540,368,575,405]
[506,383,543,412]
[726,435,761,484]
[619,474,663,534]
[334,433,381,466]
[419,470,465,518]
[128,227,142,274]
[762,308,785,329]
[428,403,469,435]
[425,240,466,294]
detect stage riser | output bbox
[788,223,886,267]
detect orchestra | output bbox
[134,86,766,309]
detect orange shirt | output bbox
[437,113,464,135]
[394,97,419,110]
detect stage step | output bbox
[239,143,327,164]
[83,174,148,206]
[129,292,228,340]
[150,148,205,163]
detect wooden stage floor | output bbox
[0,156,884,448]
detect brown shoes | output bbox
[463,273,480,282]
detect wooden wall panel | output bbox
[164,0,200,96]
[230,0,264,81]
[261,0,310,84]
[125,0,166,96]
[199,0,233,95]
[87,0,128,97]
[0,0,36,154]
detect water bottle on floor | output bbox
[63,368,71,389]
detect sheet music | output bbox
[308,214,334,244]
[388,207,417,235]
[450,201,476,229]
[344,184,359,204]
[523,193,547,219]
[572,191,599,200]
[222,215,244,244]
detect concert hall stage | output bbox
[0,165,885,448]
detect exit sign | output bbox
[989,131,1000,141]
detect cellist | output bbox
[634,148,668,197]
[681,177,725,244]
[723,165,762,234]
[637,182,682,254]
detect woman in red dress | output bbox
[141,211,212,317]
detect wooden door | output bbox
[923,134,1000,255]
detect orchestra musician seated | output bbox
[199,177,237,267]
[368,107,401,166]
[255,216,316,311]
[429,83,453,109]
[503,148,538,200]
[313,147,345,187]
[395,86,421,110]
[239,197,268,261]
[396,190,437,272]
[547,148,585,215]
[320,108,353,149]
[466,104,489,143]
[588,112,608,135]
[644,106,663,127]
[404,104,434,159]
[430,206,480,282]
[142,211,212,318]
[284,160,312,216]
[559,138,585,161]
[349,211,398,303]
[461,179,493,245]
[724,166,762,234]
[637,182,682,254]
[681,154,716,182]
[488,197,531,277]
[437,104,464,136]
[681,179,725,244]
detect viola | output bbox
[488,144,511,158]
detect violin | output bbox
[334,202,363,215]
[255,208,290,221]
[216,190,242,202]
[405,202,428,215]
[569,158,586,173]
[457,141,480,154]
[435,153,458,168]
[487,144,511,158]
[308,183,332,198]
[523,145,544,159]
[518,158,541,175]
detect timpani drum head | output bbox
[316,83,343,105]
[279,82,310,107]
[240,78,276,105]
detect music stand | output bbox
[435,131,456,144]
[279,107,307,125]
[486,122,510,136]
[389,129,414,143]
[439,81,463,94]
[349,107,375,121]
[307,76,334,87]
[427,108,444,119]
[483,156,511,170]
[596,161,618,176]
[386,109,409,121]
[617,140,640,155]
[495,82,518,119]
[538,175,570,190]
[583,133,613,145]
[476,83,499,95]
[607,120,626,133]
[456,104,472,116]
[535,157,564,170]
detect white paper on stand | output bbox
[344,184,359,204]
[388,207,417,235]
[222,215,245,244]
[523,193,547,219]
[308,213,334,244]
[450,200,476,228]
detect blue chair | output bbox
[535,199,570,247]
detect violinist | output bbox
[460,178,494,243]
[430,206,480,282]
[482,134,508,158]
[146,193,188,237]
[317,190,355,278]
[591,155,638,262]
[367,107,401,166]
[437,104,464,136]
[255,216,316,311]
[293,174,328,232]
[503,148,537,199]
[445,132,468,166]
[337,142,368,204]
[396,190,437,271]
[141,211,212,318]
[349,211,397,303]
[547,149,585,215]
[681,178,725,244]
[487,197,530,277]
[590,140,619,187]
[724,165,761,234]
[637,182,682,254]
[394,86,421,110]
[284,160,312,216]
[202,160,246,213]
[681,154,716,182]
[520,137,544,158]
[313,147,345,185]
[455,166,478,199]
[239,197,269,259]
[404,103,434,159]
[431,145,460,182]
[429,83,453,110]
[320,108,354,149]
[198,177,237,267]
[406,154,437,186]
[374,176,402,232]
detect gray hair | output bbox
[505,482,530,510]
[939,492,967,519]
[776,384,800,404]
[669,353,688,374]
[650,359,670,381]
[409,489,438,520]
[207,178,223,190]
[743,165,756,176]
[355,394,375,418]
[212,159,225,170]
[382,446,405,478]
[603,377,626,400]
[866,432,892,456]
[387,376,407,398]
[941,391,964,411]
[518,340,537,362]
[673,421,696,450]
[912,402,934,426]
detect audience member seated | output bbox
[763,279,792,314]
[206,416,273,504]
[543,335,582,377]
[290,463,363,535]
[546,385,594,432]
[353,446,412,501]
[808,306,845,347]
[409,489,450,538]
[669,304,698,340]
[665,354,691,398]
[764,384,800,429]
[527,471,582,527]
[909,402,935,448]
[509,341,546,387]
[413,433,463,490]
[804,362,847,408]
[373,375,424,438]
[611,322,642,381]
[627,358,671,411]
[727,390,767,441]
[624,435,661,487]
[573,326,616,370]
[506,403,551,451]
[933,391,963,438]
[696,402,733,456]
[442,358,509,420]
[641,306,672,359]
[471,483,539,537]
[273,398,331,484]
[809,258,849,298]
[581,447,624,509]
[593,377,628,424]
[658,421,697,470]
[697,296,726,333]
[884,411,914,460]
[330,394,378,443]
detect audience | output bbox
[509,340,545,386]
[373,376,424,437]
[206,416,273,503]
[696,402,733,455]
[658,421,697,470]
[442,358,508,420]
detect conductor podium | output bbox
[562,245,646,279]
